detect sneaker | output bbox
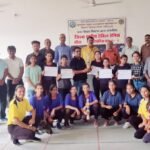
[0,118,7,124]
[36,129,45,135]
[11,137,21,146]
[33,137,41,142]
[13,139,21,145]
[123,122,131,129]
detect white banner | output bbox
[68,18,126,51]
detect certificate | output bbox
[44,66,58,77]
[99,69,112,79]
[61,69,73,79]
[118,70,132,80]
[89,66,101,76]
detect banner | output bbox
[68,18,126,52]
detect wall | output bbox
[0,0,149,61]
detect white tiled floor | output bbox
[0,119,149,150]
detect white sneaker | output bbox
[123,122,131,129]
[0,119,7,124]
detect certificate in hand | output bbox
[61,69,73,79]
[44,66,58,77]
[99,69,112,79]
[118,70,132,80]
[90,66,100,76]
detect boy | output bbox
[57,55,72,101]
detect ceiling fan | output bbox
[80,0,122,7]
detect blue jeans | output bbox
[74,80,86,95]
[27,89,35,100]
[133,80,146,91]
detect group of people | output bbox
[0,33,150,145]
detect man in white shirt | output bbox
[5,46,24,101]
[121,37,138,64]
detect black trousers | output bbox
[100,107,122,121]
[82,104,99,120]
[93,78,100,101]
[50,109,64,123]
[58,88,70,102]
[8,116,35,140]
[65,108,81,124]
[129,115,147,139]
[122,107,138,120]
[0,83,7,119]
[7,79,23,101]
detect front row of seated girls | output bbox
[7,81,150,145]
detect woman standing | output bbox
[100,58,112,96]
[91,51,103,101]
[42,52,56,95]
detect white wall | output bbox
[0,0,149,61]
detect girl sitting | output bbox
[122,83,142,129]
[64,86,80,127]
[100,80,123,127]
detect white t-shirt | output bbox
[121,45,139,64]
[5,57,24,79]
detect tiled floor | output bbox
[0,119,149,150]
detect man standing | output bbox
[141,34,150,63]
[0,58,8,123]
[40,38,55,59]
[81,36,99,89]
[102,40,120,67]
[55,34,72,65]
[5,46,24,102]
[81,36,99,67]
[122,37,139,64]
[26,41,44,68]
[70,47,90,95]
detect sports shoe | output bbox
[11,137,21,146]
[123,122,131,129]
[33,137,41,142]
[0,118,7,124]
